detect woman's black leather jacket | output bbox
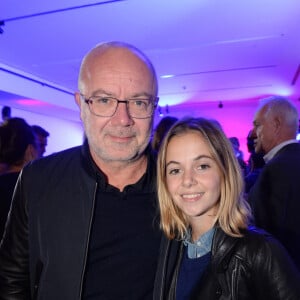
[153,226,300,300]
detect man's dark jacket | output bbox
[0,143,160,299]
[248,142,300,270]
[153,227,300,300]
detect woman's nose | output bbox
[182,169,197,187]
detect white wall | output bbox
[154,98,300,163]
[154,100,257,162]
[0,105,84,156]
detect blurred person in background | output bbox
[244,129,265,194]
[0,117,38,239]
[248,96,300,270]
[32,125,50,157]
[1,106,11,123]
[229,136,248,177]
[151,116,178,153]
[0,106,12,174]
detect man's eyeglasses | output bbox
[80,95,159,119]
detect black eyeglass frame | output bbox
[80,94,159,119]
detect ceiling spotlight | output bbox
[160,74,175,79]
[218,101,223,109]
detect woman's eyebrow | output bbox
[166,160,180,167]
[193,154,213,162]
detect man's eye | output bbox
[133,99,149,107]
[96,97,112,104]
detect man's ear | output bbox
[74,92,84,122]
[75,92,82,108]
[273,116,281,133]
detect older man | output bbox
[248,96,300,270]
[0,42,162,299]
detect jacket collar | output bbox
[211,227,241,272]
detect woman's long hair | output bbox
[157,117,252,239]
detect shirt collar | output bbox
[183,227,215,259]
[83,142,156,192]
[264,139,298,163]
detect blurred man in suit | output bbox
[248,95,300,270]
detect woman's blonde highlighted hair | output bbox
[157,117,252,239]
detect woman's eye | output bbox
[168,168,180,175]
[197,164,210,170]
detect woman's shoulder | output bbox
[236,226,282,250]
[212,228,300,299]
[230,226,295,267]
[214,226,289,261]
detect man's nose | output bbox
[111,102,134,126]
[249,129,257,139]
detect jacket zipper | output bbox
[78,181,98,299]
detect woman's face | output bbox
[165,131,221,226]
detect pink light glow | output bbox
[16,99,50,106]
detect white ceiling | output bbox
[0,0,300,121]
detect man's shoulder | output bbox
[276,142,300,156]
[24,145,83,174]
[268,143,300,168]
[44,145,82,159]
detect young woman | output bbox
[154,117,300,300]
